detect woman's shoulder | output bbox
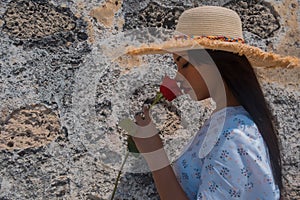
[221,106,261,140]
[221,105,254,125]
[199,105,260,158]
[208,106,266,156]
[210,106,264,148]
[209,106,258,134]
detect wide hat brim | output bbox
[125,37,300,68]
[119,36,300,90]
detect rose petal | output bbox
[159,76,183,101]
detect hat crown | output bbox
[175,6,243,39]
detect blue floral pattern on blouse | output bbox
[171,106,280,200]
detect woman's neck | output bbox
[212,82,241,114]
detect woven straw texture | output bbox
[125,6,300,69]
[176,6,243,39]
[125,38,300,68]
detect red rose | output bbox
[159,75,183,101]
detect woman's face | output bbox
[173,53,210,101]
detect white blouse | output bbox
[171,106,280,199]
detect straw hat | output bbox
[125,6,300,68]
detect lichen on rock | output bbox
[89,0,123,29]
[0,104,61,150]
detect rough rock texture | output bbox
[261,83,300,199]
[2,0,76,39]
[0,0,299,199]
[123,1,188,30]
[0,104,61,150]
[224,0,280,39]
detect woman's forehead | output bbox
[173,51,189,58]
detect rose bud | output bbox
[159,75,183,101]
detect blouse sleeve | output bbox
[196,115,280,200]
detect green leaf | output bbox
[119,118,136,136]
[149,92,164,109]
[119,118,140,157]
[127,135,140,157]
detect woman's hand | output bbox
[134,104,152,127]
[132,105,164,153]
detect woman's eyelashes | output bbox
[174,55,189,68]
[176,56,182,62]
[182,62,190,68]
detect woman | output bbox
[126,6,299,200]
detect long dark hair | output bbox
[188,49,283,197]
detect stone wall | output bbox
[0,0,299,199]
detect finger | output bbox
[143,105,150,116]
[134,111,143,118]
[134,112,145,121]
[135,116,144,123]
